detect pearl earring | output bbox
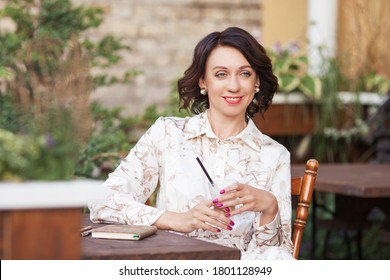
[200,88,207,95]
[255,86,260,93]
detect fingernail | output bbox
[224,207,230,212]
[225,213,230,217]
[217,228,221,232]
[229,220,235,226]
[219,189,225,194]
[227,226,233,231]
[212,198,218,204]
[216,203,223,207]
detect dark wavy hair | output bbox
[177,26,278,120]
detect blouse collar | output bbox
[183,111,271,152]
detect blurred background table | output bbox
[292,163,390,259]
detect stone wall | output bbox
[74,0,262,116]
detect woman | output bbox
[89,27,294,260]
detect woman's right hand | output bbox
[154,199,234,233]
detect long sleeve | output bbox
[249,147,294,254]
[89,117,167,226]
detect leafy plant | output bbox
[0,0,139,180]
[0,38,93,180]
[0,0,136,88]
[310,57,372,163]
[362,72,390,94]
[0,128,39,180]
[269,42,322,100]
[75,79,191,180]
[270,42,389,163]
[269,41,390,100]
[75,102,139,179]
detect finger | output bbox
[209,198,234,216]
[207,207,234,224]
[229,206,248,216]
[194,199,229,218]
[207,207,236,227]
[201,213,234,231]
[229,199,253,214]
[190,201,234,231]
[215,199,243,214]
[219,182,240,194]
[212,183,246,203]
[214,190,239,204]
[216,195,257,216]
[203,198,216,208]
[199,222,221,233]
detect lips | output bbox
[223,96,242,104]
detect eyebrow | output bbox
[211,65,253,71]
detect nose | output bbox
[227,75,240,93]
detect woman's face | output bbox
[199,45,259,120]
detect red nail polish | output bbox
[216,203,223,207]
[227,226,233,230]
[225,213,230,217]
[212,198,218,204]
[217,228,221,232]
[229,220,235,226]
[219,189,225,194]
[224,207,230,212]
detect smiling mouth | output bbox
[223,97,242,104]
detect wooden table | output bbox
[292,163,390,197]
[291,163,390,259]
[81,215,241,260]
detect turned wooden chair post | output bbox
[291,159,319,259]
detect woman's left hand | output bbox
[213,183,278,221]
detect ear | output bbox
[198,78,206,89]
[256,77,260,88]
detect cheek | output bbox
[246,87,255,99]
[207,82,225,94]
[246,93,255,106]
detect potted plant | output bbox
[253,41,322,136]
[254,41,390,163]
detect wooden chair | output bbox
[291,159,319,259]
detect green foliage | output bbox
[311,58,372,163]
[0,0,139,181]
[0,0,136,88]
[0,0,169,181]
[0,128,39,180]
[75,102,140,179]
[363,72,390,94]
[271,43,387,163]
[269,41,390,101]
[300,74,322,100]
[0,92,18,132]
[0,116,82,181]
[269,42,322,100]
[75,79,190,179]
[0,66,11,78]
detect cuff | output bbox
[253,211,283,246]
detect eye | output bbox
[215,72,227,78]
[241,71,252,78]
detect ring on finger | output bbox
[236,197,244,208]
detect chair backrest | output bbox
[291,159,319,259]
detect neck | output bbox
[207,110,247,140]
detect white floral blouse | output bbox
[89,111,294,259]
